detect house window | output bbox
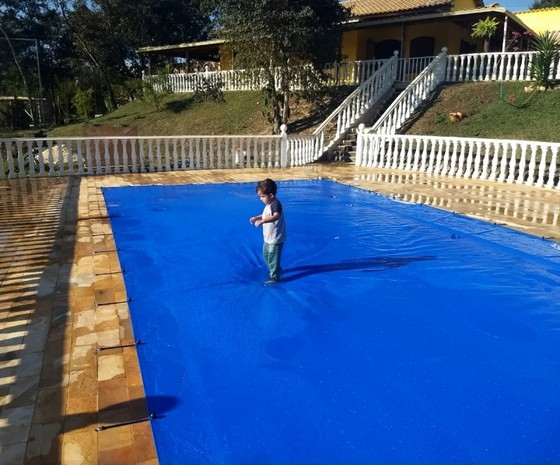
[410,36,435,57]
[375,40,401,59]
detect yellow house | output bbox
[514,6,560,42]
[340,0,532,60]
[138,0,532,72]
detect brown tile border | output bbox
[0,166,558,465]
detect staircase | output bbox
[325,86,403,162]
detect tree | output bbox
[203,0,349,133]
[471,16,499,53]
[530,0,560,8]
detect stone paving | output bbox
[0,165,558,465]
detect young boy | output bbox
[249,178,286,284]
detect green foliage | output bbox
[530,31,560,89]
[203,0,349,132]
[141,67,173,111]
[530,0,560,8]
[72,88,94,122]
[55,80,77,122]
[471,17,499,39]
[435,113,452,125]
[471,17,499,52]
[193,77,225,103]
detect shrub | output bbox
[530,31,559,89]
[72,88,94,122]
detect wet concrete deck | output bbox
[1,165,558,465]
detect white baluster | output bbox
[419,137,429,172]
[36,141,46,176]
[46,140,55,176]
[405,138,414,170]
[162,139,170,171]
[456,139,467,177]
[172,137,179,171]
[441,139,451,175]
[112,140,121,174]
[498,142,509,183]
[5,142,15,178]
[449,138,459,176]
[515,143,527,184]
[464,140,474,178]
[526,143,538,185]
[536,144,549,187]
[381,135,391,168]
[217,139,223,169]
[57,142,65,176]
[194,138,201,169]
[507,142,518,184]
[471,140,483,179]
[480,141,491,179]
[179,139,186,170]
[129,139,137,173]
[546,146,558,189]
[188,139,194,169]
[147,140,155,172]
[427,138,437,174]
[201,138,208,169]
[87,141,95,175]
[75,141,83,175]
[15,141,25,178]
[102,139,111,173]
[27,141,36,177]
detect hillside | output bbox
[405,81,560,143]
[26,81,560,143]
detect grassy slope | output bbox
[47,91,272,138]
[7,82,560,142]
[405,81,560,143]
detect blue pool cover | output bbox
[103,179,560,465]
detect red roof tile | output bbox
[343,0,454,18]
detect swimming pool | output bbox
[103,179,560,464]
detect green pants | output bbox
[263,242,283,280]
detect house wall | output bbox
[341,20,480,61]
[515,7,560,35]
[220,45,235,70]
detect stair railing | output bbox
[370,48,448,136]
[312,51,399,156]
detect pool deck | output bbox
[1,165,559,465]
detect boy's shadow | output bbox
[281,256,435,282]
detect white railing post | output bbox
[280,125,289,168]
[355,124,365,166]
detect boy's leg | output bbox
[267,243,283,281]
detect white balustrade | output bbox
[447,51,560,82]
[1,131,292,179]
[370,49,448,136]
[312,53,399,154]
[146,60,385,94]
[356,128,560,189]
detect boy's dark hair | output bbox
[256,178,277,195]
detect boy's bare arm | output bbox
[253,212,280,227]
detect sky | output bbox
[493,0,534,11]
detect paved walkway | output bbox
[0,165,558,465]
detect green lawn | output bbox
[405,81,560,143]
[3,82,560,143]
